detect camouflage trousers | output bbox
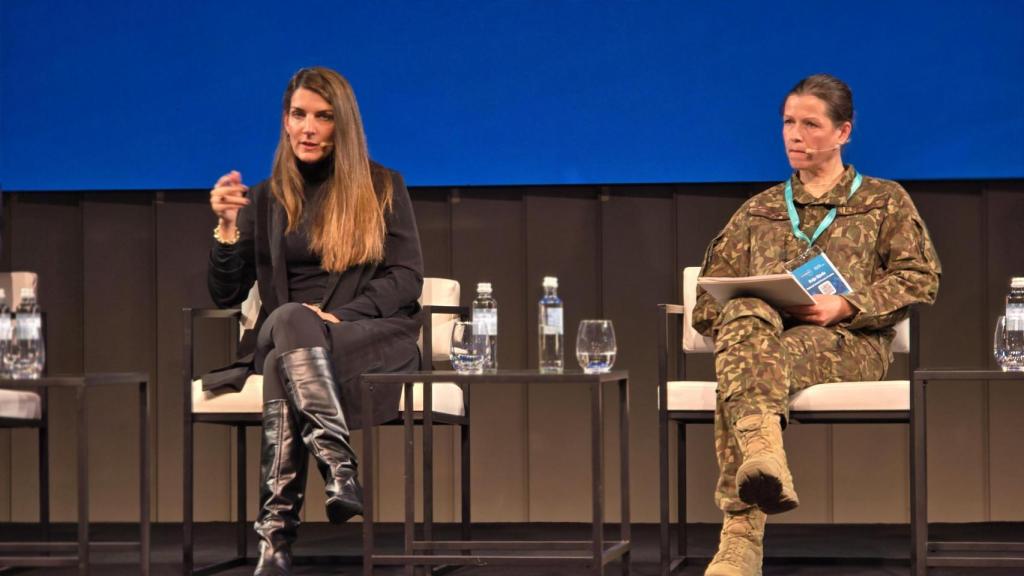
[712,297,888,511]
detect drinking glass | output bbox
[994,315,1024,372]
[576,319,617,374]
[450,321,485,374]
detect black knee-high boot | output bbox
[279,347,364,524]
[254,399,308,576]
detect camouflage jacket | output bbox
[693,165,941,355]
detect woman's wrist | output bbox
[214,221,240,245]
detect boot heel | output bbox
[326,475,364,523]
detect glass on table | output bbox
[576,319,617,374]
[450,320,486,374]
[994,315,1024,372]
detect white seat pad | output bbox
[665,380,909,413]
[0,388,42,420]
[193,375,264,413]
[193,376,465,416]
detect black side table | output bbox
[360,369,631,576]
[912,368,1024,574]
[0,373,150,576]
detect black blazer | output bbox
[203,162,424,409]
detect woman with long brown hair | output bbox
[205,66,423,576]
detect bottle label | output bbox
[1008,306,1024,331]
[16,315,41,339]
[0,317,10,339]
[473,309,498,336]
[543,308,563,335]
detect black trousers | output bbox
[256,303,332,401]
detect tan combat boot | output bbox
[734,413,799,514]
[705,507,766,576]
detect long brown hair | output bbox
[270,67,392,272]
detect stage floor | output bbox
[1,521,1022,575]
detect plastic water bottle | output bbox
[10,287,45,379]
[1003,277,1024,371]
[472,282,498,372]
[538,276,563,373]
[0,289,11,378]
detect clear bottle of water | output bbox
[538,276,563,373]
[472,282,498,372]
[10,287,45,379]
[0,289,12,378]
[1002,277,1024,371]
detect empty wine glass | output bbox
[576,319,617,374]
[450,321,485,374]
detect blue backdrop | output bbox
[2,0,1022,190]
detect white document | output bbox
[697,274,816,307]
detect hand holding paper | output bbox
[784,295,855,326]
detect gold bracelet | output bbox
[213,225,240,245]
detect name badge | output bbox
[785,247,852,297]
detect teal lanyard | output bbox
[784,171,862,248]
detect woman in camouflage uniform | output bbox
[693,74,941,576]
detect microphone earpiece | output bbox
[804,142,846,154]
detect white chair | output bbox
[182,277,468,575]
[657,267,918,575]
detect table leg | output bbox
[404,382,416,576]
[424,380,434,574]
[911,376,928,576]
[362,380,376,576]
[619,378,630,576]
[139,380,150,576]
[591,380,605,576]
[76,386,89,576]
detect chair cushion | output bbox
[192,376,465,416]
[0,388,42,420]
[789,380,909,412]
[665,380,909,412]
[193,375,264,413]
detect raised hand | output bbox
[209,170,250,236]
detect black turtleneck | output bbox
[286,158,333,305]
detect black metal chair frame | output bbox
[182,303,470,576]
[657,303,920,575]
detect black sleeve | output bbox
[207,184,257,308]
[331,169,424,321]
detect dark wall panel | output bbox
[9,194,83,521]
[81,194,156,521]
[525,190,601,521]
[154,193,224,521]
[601,189,675,521]
[911,185,989,521]
[451,188,529,521]
[984,187,1024,520]
[410,189,452,279]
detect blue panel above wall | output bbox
[2,0,1022,190]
